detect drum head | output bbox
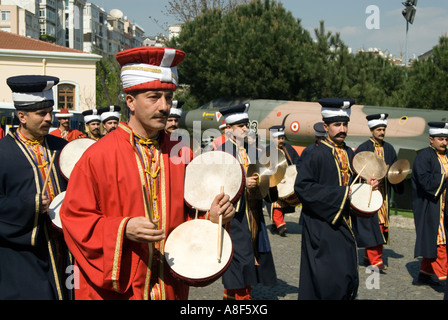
[49,191,65,230]
[164,219,233,285]
[350,183,383,214]
[277,165,297,199]
[184,151,243,211]
[353,151,387,181]
[59,138,96,180]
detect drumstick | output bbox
[142,185,157,228]
[218,186,224,262]
[368,174,375,207]
[42,150,57,194]
[350,163,368,188]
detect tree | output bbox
[167,0,313,105]
[164,0,252,23]
[96,56,129,120]
[405,36,448,110]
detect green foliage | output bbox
[96,56,123,105]
[168,0,313,105]
[404,36,448,110]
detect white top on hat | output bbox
[84,110,101,123]
[101,111,120,122]
[120,48,179,90]
[429,123,448,136]
[321,101,352,120]
[12,90,54,108]
[368,114,388,129]
[55,110,74,118]
[223,104,249,125]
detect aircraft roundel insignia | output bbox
[290,121,300,133]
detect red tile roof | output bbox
[0,30,85,53]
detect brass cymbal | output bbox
[387,159,411,184]
[352,151,388,181]
[259,148,288,187]
[247,163,270,199]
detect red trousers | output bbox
[420,244,448,281]
[272,208,286,228]
[364,224,388,267]
[223,286,252,300]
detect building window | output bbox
[58,84,75,110]
[1,11,11,21]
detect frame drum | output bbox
[59,138,96,180]
[164,219,233,287]
[277,165,300,206]
[49,191,65,230]
[184,151,244,211]
[350,183,383,218]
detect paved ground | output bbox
[188,207,447,300]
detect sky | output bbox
[94,0,448,59]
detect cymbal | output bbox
[247,163,270,199]
[387,159,411,184]
[259,148,288,187]
[352,151,388,181]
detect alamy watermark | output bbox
[365,265,381,290]
[366,5,380,30]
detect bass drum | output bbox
[59,138,96,180]
[184,151,245,211]
[277,165,300,206]
[350,183,383,218]
[48,191,65,230]
[164,219,233,287]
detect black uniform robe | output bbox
[297,142,318,169]
[352,139,402,248]
[0,130,69,299]
[218,140,277,290]
[294,140,358,300]
[412,146,448,259]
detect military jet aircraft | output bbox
[179,98,448,210]
[180,98,446,159]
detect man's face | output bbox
[430,136,448,153]
[18,107,53,139]
[274,136,285,148]
[127,90,173,134]
[165,117,179,133]
[103,119,119,133]
[324,121,348,145]
[229,122,249,141]
[87,121,101,136]
[371,126,386,143]
[58,117,70,130]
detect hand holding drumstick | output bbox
[349,164,379,196]
[208,188,235,225]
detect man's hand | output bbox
[41,194,50,214]
[125,217,164,243]
[246,175,259,189]
[367,177,379,190]
[208,192,235,225]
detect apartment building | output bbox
[0,0,145,57]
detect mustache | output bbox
[335,132,347,138]
[153,111,169,118]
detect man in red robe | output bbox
[50,108,85,141]
[60,47,235,300]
